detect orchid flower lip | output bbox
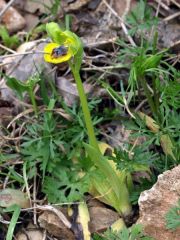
[51,45,68,59]
[44,42,72,64]
[44,24,82,64]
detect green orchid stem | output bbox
[70,65,99,151]
[139,76,157,118]
[152,76,161,124]
[28,88,38,116]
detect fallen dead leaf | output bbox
[56,77,93,106]
[113,0,137,18]
[0,107,13,126]
[138,111,175,160]
[160,134,176,160]
[24,13,39,32]
[62,0,92,12]
[23,0,57,14]
[0,188,30,208]
[138,111,160,133]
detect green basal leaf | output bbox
[84,143,131,216]
[4,204,21,240]
[0,26,19,49]
[90,171,121,212]
[5,76,30,99]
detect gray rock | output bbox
[138,165,180,240]
[0,41,54,105]
[0,0,26,33]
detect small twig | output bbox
[154,0,170,11]
[170,39,180,49]
[155,0,162,17]
[23,162,32,208]
[150,0,162,38]
[135,99,148,112]
[122,0,132,19]
[122,96,135,119]
[38,205,72,229]
[128,137,140,157]
[82,63,125,71]
[3,170,11,189]
[0,0,17,20]
[163,11,180,21]
[33,173,37,225]
[172,56,180,66]
[0,135,23,141]
[94,47,116,56]
[166,54,180,62]
[0,51,46,61]
[102,0,136,46]
[7,108,34,129]
[85,54,106,59]
[0,61,15,67]
[0,43,16,53]
[42,230,47,240]
[85,37,117,48]
[170,0,180,8]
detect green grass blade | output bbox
[5,205,21,240]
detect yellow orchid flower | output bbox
[44,42,72,64]
[44,22,82,64]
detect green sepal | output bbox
[46,22,67,44]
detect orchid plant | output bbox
[44,22,132,217]
[44,22,98,150]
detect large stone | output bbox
[0,0,25,33]
[0,41,54,105]
[38,210,75,240]
[89,206,120,233]
[38,199,120,238]
[138,165,180,240]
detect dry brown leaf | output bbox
[160,134,176,160]
[113,0,137,18]
[0,188,30,208]
[56,77,93,106]
[138,111,160,133]
[62,0,91,12]
[138,112,175,159]
[24,0,56,14]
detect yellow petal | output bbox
[44,42,72,64]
